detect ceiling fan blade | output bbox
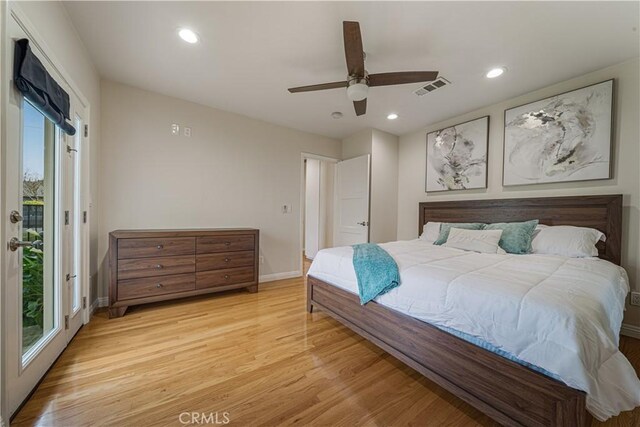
[368,71,439,87]
[343,21,365,77]
[288,81,348,93]
[353,99,367,116]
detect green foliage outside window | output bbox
[23,229,44,328]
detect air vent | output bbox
[414,77,451,96]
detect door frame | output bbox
[1,3,92,420]
[299,153,339,273]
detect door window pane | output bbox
[22,100,56,356]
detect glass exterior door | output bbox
[4,10,89,417]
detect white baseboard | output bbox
[621,323,640,339]
[89,299,98,316]
[89,297,109,317]
[259,270,302,283]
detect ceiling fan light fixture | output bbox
[178,28,199,44]
[387,113,398,120]
[347,82,369,101]
[486,67,506,78]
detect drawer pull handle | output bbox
[156,245,163,250]
[224,274,230,280]
[156,283,164,288]
[155,264,163,269]
[225,242,231,246]
[224,258,230,262]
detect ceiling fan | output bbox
[288,21,439,117]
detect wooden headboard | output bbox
[418,195,623,265]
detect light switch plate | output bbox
[282,204,291,214]
[171,123,180,135]
[184,127,191,137]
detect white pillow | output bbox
[443,228,504,254]
[420,222,441,243]
[531,225,605,258]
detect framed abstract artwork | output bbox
[425,116,489,192]
[503,79,614,186]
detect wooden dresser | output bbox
[108,229,259,318]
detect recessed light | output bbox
[486,67,506,79]
[331,111,343,119]
[178,28,199,44]
[387,113,398,120]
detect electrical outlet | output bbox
[282,204,291,214]
[184,127,191,137]
[631,292,640,307]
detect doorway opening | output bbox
[300,154,338,273]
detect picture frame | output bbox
[503,79,614,186]
[425,115,489,192]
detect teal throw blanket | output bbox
[352,243,400,305]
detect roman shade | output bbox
[13,38,76,135]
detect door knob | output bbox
[10,210,23,223]
[357,221,368,226]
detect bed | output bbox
[307,195,638,426]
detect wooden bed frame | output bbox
[307,194,623,427]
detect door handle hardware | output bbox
[66,273,77,281]
[10,210,23,223]
[357,221,369,226]
[8,237,39,252]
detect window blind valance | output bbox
[13,38,76,135]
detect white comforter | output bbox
[307,240,640,421]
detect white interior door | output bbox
[334,155,370,246]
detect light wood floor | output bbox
[12,272,640,426]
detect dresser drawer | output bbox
[118,255,195,280]
[196,267,255,289]
[118,273,195,300]
[118,237,195,259]
[197,235,254,254]
[196,251,255,271]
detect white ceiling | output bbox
[63,1,639,139]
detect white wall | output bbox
[0,3,4,424]
[99,80,341,293]
[14,1,102,303]
[397,58,640,326]
[342,129,372,159]
[304,159,320,259]
[319,161,335,249]
[370,130,398,243]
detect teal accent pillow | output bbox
[434,222,485,245]
[484,220,539,254]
